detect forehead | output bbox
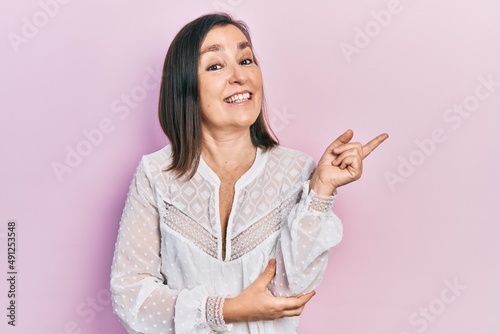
[200,24,249,50]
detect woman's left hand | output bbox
[310,129,389,196]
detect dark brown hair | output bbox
[158,13,278,179]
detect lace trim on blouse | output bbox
[206,295,228,331]
[162,203,218,259]
[162,197,298,261]
[230,197,297,260]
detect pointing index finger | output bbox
[362,133,389,159]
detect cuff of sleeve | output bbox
[176,287,233,333]
[304,181,337,212]
[206,295,232,332]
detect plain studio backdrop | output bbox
[1,1,499,333]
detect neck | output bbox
[201,129,256,171]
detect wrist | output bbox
[310,175,336,196]
[222,297,238,323]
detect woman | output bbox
[110,13,387,333]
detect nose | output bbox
[228,63,247,85]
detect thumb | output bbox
[255,259,276,287]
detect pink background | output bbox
[1,1,499,333]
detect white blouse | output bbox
[110,145,343,333]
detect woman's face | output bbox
[198,24,263,136]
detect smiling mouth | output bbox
[224,92,252,104]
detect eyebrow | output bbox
[199,41,252,56]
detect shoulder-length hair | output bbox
[158,12,278,180]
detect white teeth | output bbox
[225,92,251,103]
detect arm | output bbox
[110,159,231,333]
[273,130,389,296]
[110,160,176,333]
[222,259,316,323]
[272,178,343,296]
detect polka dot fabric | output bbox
[110,145,343,333]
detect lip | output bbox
[224,90,253,103]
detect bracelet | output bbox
[206,295,227,331]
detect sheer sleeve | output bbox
[110,159,231,333]
[271,160,343,297]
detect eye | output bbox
[207,64,222,71]
[240,58,253,65]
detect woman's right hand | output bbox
[223,259,316,323]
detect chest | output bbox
[217,174,240,259]
[218,175,238,222]
[160,187,296,262]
